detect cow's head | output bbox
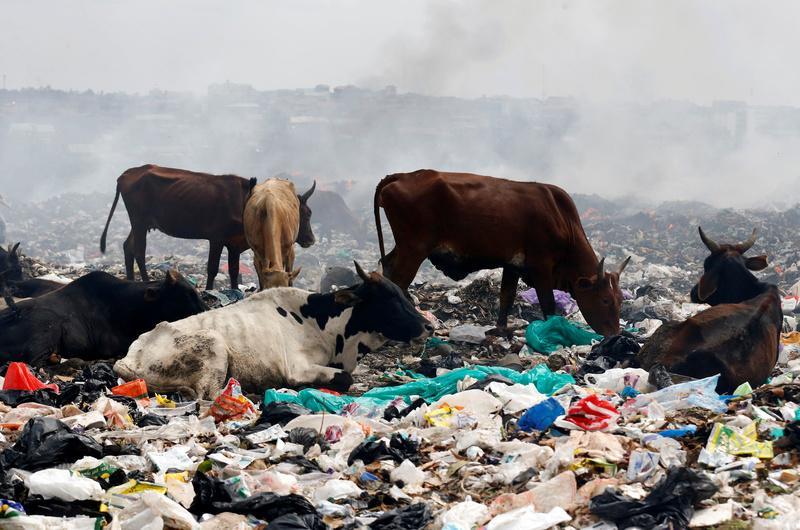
[573,256,630,337]
[262,268,301,289]
[144,270,206,319]
[0,243,23,284]
[296,181,316,248]
[334,261,432,342]
[690,227,767,305]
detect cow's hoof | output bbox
[327,371,354,393]
[486,326,514,338]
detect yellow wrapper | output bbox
[706,422,773,459]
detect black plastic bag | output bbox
[138,413,169,427]
[383,397,425,422]
[189,471,232,515]
[389,433,420,464]
[289,427,329,452]
[648,363,674,390]
[259,401,312,426]
[210,492,319,520]
[348,438,405,466]
[370,503,432,529]
[266,513,328,530]
[75,362,119,401]
[278,455,322,473]
[0,417,103,473]
[590,467,718,529]
[23,496,110,522]
[0,389,61,407]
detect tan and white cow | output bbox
[243,178,316,289]
[113,263,433,399]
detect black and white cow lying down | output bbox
[114,263,433,398]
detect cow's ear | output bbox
[575,277,594,291]
[697,273,718,301]
[144,287,160,302]
[166,270,180,285]
[745,255,768,271]
[334,288,361,306]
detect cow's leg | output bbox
[253,254,265,290]
[380,248,398,279]
[132,226,149,282]
[533,277,556,319]
[206,241,223,290]
[284,246,296,286]
[386,248,426,292]
[496,267,520,331]
[287,363,353,393]
[123,232,135,280]
[227,246,241,290]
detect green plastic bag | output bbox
[525,316,602,353]
[263,365,574,413]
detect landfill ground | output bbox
[1,192,800,529]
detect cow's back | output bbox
[118,165,250,241]
[244,180,300,258]
[379,170,580,262]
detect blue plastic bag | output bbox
[518,397,565,432]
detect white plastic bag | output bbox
[26,468,104,501]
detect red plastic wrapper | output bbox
[3,362,58,393]
[563,394,619,431]
[209,378,256,422]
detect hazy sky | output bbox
[1,0,799,104]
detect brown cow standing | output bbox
[244,178,316,289]
[100,165,255,290]
[374,169,629,336]
[638,228,782,393]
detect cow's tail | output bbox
[100,183,121,254]
[374,174,398,262]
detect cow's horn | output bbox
[596,257,605,280]
[354,260,369,281]
[301,180,316,202]
[736,228,757,252]
[618,256,631,275]
[698,226,720,253]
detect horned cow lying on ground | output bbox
[0,270,206,365]
[114,262,432,399]
[638,228,781,393]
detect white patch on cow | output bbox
[113,288,389,399]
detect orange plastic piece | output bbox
[111,379,148,400]
[3,362,58,393]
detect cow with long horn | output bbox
[640,227,781,393]
[691,227,767,305]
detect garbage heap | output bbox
[1,282,800,530]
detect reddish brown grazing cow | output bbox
[100,164,256,290]
[638,228,781,393]
[374,169,629,335]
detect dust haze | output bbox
[1,0,799,208]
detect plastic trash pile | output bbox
[0,313,799,530]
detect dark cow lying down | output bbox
[114,262,432,399]
[638,228,781,393]
[0,270,206,365]
[0,243,65,300]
